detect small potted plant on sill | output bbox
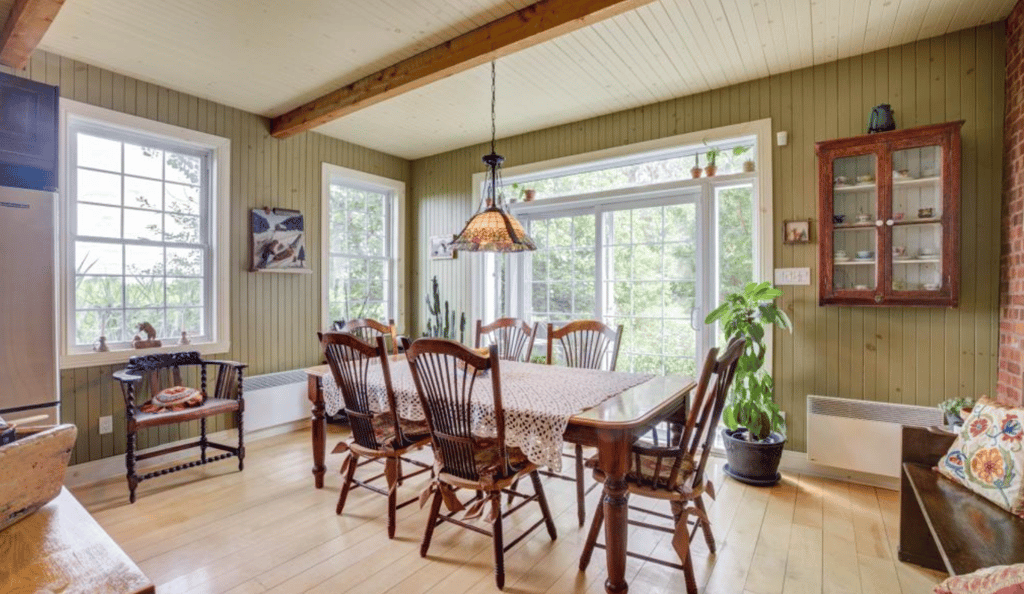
[733,145,755,172]
[705,147,721,177]
[705,281,792,486]
[937,396,975,429]
[690,155,702,179]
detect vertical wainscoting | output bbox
[1,51,410,465]
[410,24,1006,452]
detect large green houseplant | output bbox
[705,281,791,485]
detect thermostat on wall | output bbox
[774,267,810,286]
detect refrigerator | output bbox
[0,185,59,425]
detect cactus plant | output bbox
[424,275,466,342]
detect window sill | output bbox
[60,340,230,370]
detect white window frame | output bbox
[320,163,406,330]
[472,118,774,362]
[59,99,231,369]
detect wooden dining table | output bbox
[304,364,695,594]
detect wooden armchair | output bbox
[113,351,246,503]
[333,318,408,354]
[475,318,538,362]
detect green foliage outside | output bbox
[705,282,792,442]
[326,184,388,324]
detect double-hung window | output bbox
[62,101,230,366]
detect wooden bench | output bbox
[899,425,1024,575]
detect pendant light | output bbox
[449,62,536,253]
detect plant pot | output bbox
[704,165,717,177]
[523,189,536,202]
[690,166,702,179]
[743,160,755,172]
[722,428,785,486]
[945,411,965,429]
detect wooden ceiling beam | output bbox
[0,0,65,69]
[270,0,655,139]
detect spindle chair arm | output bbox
[202,360,247,401]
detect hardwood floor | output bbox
[71,427,947,594]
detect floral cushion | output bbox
[937,397,1024,518]
[371,411,429,446]
[140,386,204,413]
[934,564,1024,593]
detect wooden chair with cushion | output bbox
[475,317,538,362]
[579,337,745,593]
[407,339,557,590]
[333,318,406,355]
[320,331,433,539]
[113,351,246,503]
[544,319,624,526]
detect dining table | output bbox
[304,361,695,594]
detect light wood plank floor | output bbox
[71,427,946,594]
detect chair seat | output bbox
[133,397,239,429]
[586,452,697,497]
[437,438,533,490]
[371,411,431,446]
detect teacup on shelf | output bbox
[834,176,849,185]
[855,213,873,224]
[854,284,869,290]
[834,250,849,260]
[856,174,874,183]
[833,214,846,224]
[856,250,873,259]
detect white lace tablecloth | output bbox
[322,359,654,472]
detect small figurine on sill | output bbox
[178,331,190,346]
[131,321,162,349]
[93,336,109,352]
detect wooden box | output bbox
[0,424,77,532]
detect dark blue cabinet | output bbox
[0,72,58,191]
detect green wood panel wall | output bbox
[1,51,410,465]
[410,24,1007,452]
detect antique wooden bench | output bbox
[899,425,1024,576]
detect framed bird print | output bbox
[251,207,310,272]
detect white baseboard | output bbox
[708,448,899,491]
[63,420,308,489]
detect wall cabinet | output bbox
[0,72,58,191]
[816,121,963,307]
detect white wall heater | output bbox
[806,395,943,478]
[242,369,309,433]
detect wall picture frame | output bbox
[429,235,457,260]
[784,219,812,244]
[251,207,311,272]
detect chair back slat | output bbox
[334,318,401,355]
[475,318,538,362]
[546,320,623,371]
[320,331,401,451]
[407,339,505,482]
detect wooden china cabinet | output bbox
[816,121,963,307]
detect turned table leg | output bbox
[308,374,326,489]
[597,428,631,594]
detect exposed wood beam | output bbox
[270,0,655,138]
[0,0,66,69]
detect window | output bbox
[61,100,230,368]
[478,120,771,377]
[321,164,405,328]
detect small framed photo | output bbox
[784,219,812,244]
[429,235,457,260]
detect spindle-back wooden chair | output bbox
[579,337,745,593]
[112,352,246,503]
[406,339,557,590]
[333,318,404,355]
[320,331,432,539]
[543,319,624,526]
[475,317,538,362]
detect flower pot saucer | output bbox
[723,464,781,486]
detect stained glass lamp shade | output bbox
[450,153,536,253]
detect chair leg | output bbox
[200,417,208,463]
[530,471,558,541]
[336,453,358,515]
[575,444,586,527]
[126,428,138,504]
[491,492,505,590]
[578,495,604,570]
[236,407,245,471]
[694,496,715,554]
[387,458,398,539]
[420,488,443,558]
[672,507,699,594]
[681,535,698,594]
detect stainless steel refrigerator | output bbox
[0,186,58,424]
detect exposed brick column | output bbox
[999,0,1024,405]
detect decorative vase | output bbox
[743,160,755,172]
[690,166,702,179]
[867,104,896,134]
[705,164,717,177]
[722,428,785,486]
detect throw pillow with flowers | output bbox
[937,397,1024,518]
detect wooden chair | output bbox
[333,318,405,355]
[407,339,557,590]
[113,352,246,503]
[578,338,745,593]
[544,319,624,526]
[320,331,432,539]
[475,318,538,362]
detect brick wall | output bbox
[1000,0,1024,405]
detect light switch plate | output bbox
[99,416,112,435]
[774,267,810,285]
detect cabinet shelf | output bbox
[893,176,941,188]
[893,218,941,227]
[834,260,876,266]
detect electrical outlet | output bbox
[774,267,810,286]
[99,416,112,435]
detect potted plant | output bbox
[733,145,755,172]
[937,397,975,429]
[705,147,721,177]
[690,155,702,179]
[705,282,792,486]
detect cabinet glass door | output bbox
[831,153,879,292]
[889,145,943,293]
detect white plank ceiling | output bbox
[32,0,1016,159]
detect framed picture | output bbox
[251,207,310,272]
[429,235,457,260]
[784,219,812,244]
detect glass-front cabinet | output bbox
[817,121,962,307]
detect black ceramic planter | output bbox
[722,428,785,486]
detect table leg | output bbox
[308,375,326,489]
[597,428,631,594]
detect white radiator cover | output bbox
[806,395,943,478]
[242,369,309,433]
